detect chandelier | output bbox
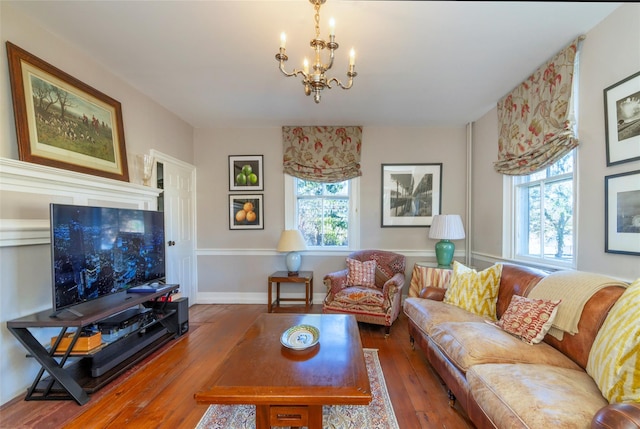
[275,0,357,104]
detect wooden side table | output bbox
[268,271,313,313]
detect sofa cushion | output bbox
[403,297,488,337]
[444,262,502,320]
[493,295,561,344]
[429,322,581,373]
[345,258,376,288]
[587,277,640,403]
[330,286,385,312]
[468,363,608,429]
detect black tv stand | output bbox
[50,307,84,318]
[6,285,182,405]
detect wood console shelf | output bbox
[7,285,181,405]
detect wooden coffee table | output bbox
[194,313,371,429]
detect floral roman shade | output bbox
[494,37,584,175]
[282,126,362,182]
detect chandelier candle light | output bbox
[428,214,466,269]
[276,0,357,103]
[276,229,308,276]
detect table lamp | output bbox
[428,214,465,268]
[276,229,307,276]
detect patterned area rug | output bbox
[195,348,399,429]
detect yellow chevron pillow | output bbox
[586,278,640,403]
[444,262,503,320]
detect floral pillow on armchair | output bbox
[345,258,376,288]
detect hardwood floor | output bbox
[0,304,474,429]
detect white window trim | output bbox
[502,155,578,270]
[284,174,360,250]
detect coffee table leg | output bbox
[256,405,270,429]
[308,405,323,429]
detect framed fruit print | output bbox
[229,155,263,191]
[229,194,263,230]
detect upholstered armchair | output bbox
[322,250,406,336]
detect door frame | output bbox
[150,149,197,306]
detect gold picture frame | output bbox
[6,42,129,182]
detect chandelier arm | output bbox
[279,63,307,79]
[327,72,357,90]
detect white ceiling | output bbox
[6,1,621,128]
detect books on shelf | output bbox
[51,331,102,353]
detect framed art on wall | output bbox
[604,70,640,166]
[229,155,264,191]
[605,170,640,255]
[381,163,442,227]
[6,42,129,182]
[229,194,264,230]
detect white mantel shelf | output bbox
[0,157,162,247]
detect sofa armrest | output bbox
[419,286,446,301]
[382,272,405,301]
[323,269,349,298]
[592,402,640,429]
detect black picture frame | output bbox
[605,170,640,255]
[381,163,443,227]
[604,71,640,166]
[229,155,264,191]
[229,194,264,230]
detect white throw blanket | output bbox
[528,271,628,340]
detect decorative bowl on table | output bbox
[280,324,320,350]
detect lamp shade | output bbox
[276,230,307,252]
[429,215,465,268]
[428,215,466,240]
[276,230,307,275]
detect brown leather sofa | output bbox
[403,263,640,429]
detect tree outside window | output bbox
[295,179,349,247]
[514,151,575,265]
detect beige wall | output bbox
[471,4,640,280]
[194,126,468,296]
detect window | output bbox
[284,175,360,250]
[506,150,576,267]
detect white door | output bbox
[152,150,196,306]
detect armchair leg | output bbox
[409,335,415,350]
[384,325,391,338]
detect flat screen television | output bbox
[50,203,166,315]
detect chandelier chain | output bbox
[314,3,321,38]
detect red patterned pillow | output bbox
[346,258,377,288]
[494,295,561,344]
